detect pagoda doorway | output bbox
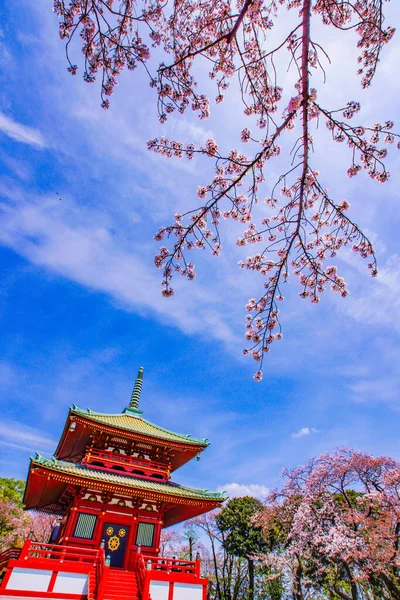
[102,523,130,568]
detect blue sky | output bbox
[0,0,399,501]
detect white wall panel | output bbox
[173,583,203,600]
[7,568,52,591]
[54,572,88,594]
[150,580,170,600]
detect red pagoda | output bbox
[0,368,224,600]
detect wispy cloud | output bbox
[0,188,239,345]
[346,340,400,406]
[0,112,46,148]
[341,255,400,332]
[218,483,269,499]
[0,420,56,452]
[292,427,318,439]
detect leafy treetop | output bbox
[0,478,25,508]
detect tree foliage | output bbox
[216,497,266,561]
[0,479,29,551]
[52,0,399,377]
[0,478,58,552]
[190,508,262,600]
[0,478,25,508]
[217,497,267,600]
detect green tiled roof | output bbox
[70,405,208,447]
[32,454,225,503]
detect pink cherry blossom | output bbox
[52,0,399,377]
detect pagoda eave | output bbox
[56,413,207,471]
[24,460,223,527]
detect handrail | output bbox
[135,552,147,598]
[84,449,170,478]
[93,547,105,600]
[19,540,100,565]
[88,449,167,470]
[144,556,200,577]
[0,548,21,572]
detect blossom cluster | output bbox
[258,449,400,596]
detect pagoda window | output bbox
[135,522,155,547]
[132,469,145,476]
[91,461,105,467]
[73,512,97,540]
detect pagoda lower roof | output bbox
[69,405,208,448]
[29,454,224,504]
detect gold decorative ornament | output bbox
[108,536,120,552]
[106,526,114,536]
[118,528,126,537]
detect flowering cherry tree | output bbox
[258,449,400,599]
[0,500,30,552]
[52,0,398,379]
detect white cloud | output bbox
[0,112,46,148]
[349,378,400,405]
[0,420,56,451]
[292,427,318,439]
[218,483,269,500]
[341,255,400,331]
[0,189,239,345]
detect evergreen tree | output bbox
[216,497,266,600]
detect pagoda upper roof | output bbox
[69,405,209,448]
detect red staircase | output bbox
[103,569,139,600]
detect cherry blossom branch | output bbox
[52,0,399,379]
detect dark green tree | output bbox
[216,497,267,600]
[0,478,25,507]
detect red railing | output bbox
[19,539,99,566]
[87,570,95,600]
[87,547,105,600]
[94,547,105,595]
[135,553,147,598]
[134,554,202,600]
[0,548,21,573]
[83,449,170,480]
[96,563,109,600]
[144,556,200,577]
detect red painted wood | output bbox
[168,582,174,600]
[83,449,170,481]
[0,565,12,590]
[101,569,139,600]
[47,571,58,593]
[0,591,85,599]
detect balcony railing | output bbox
[83,448,171,480]
[133,553,203,600]
[144,556,200,577]
[19,539,100,566]
[0,540,105,598]
[0,548,21,573]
